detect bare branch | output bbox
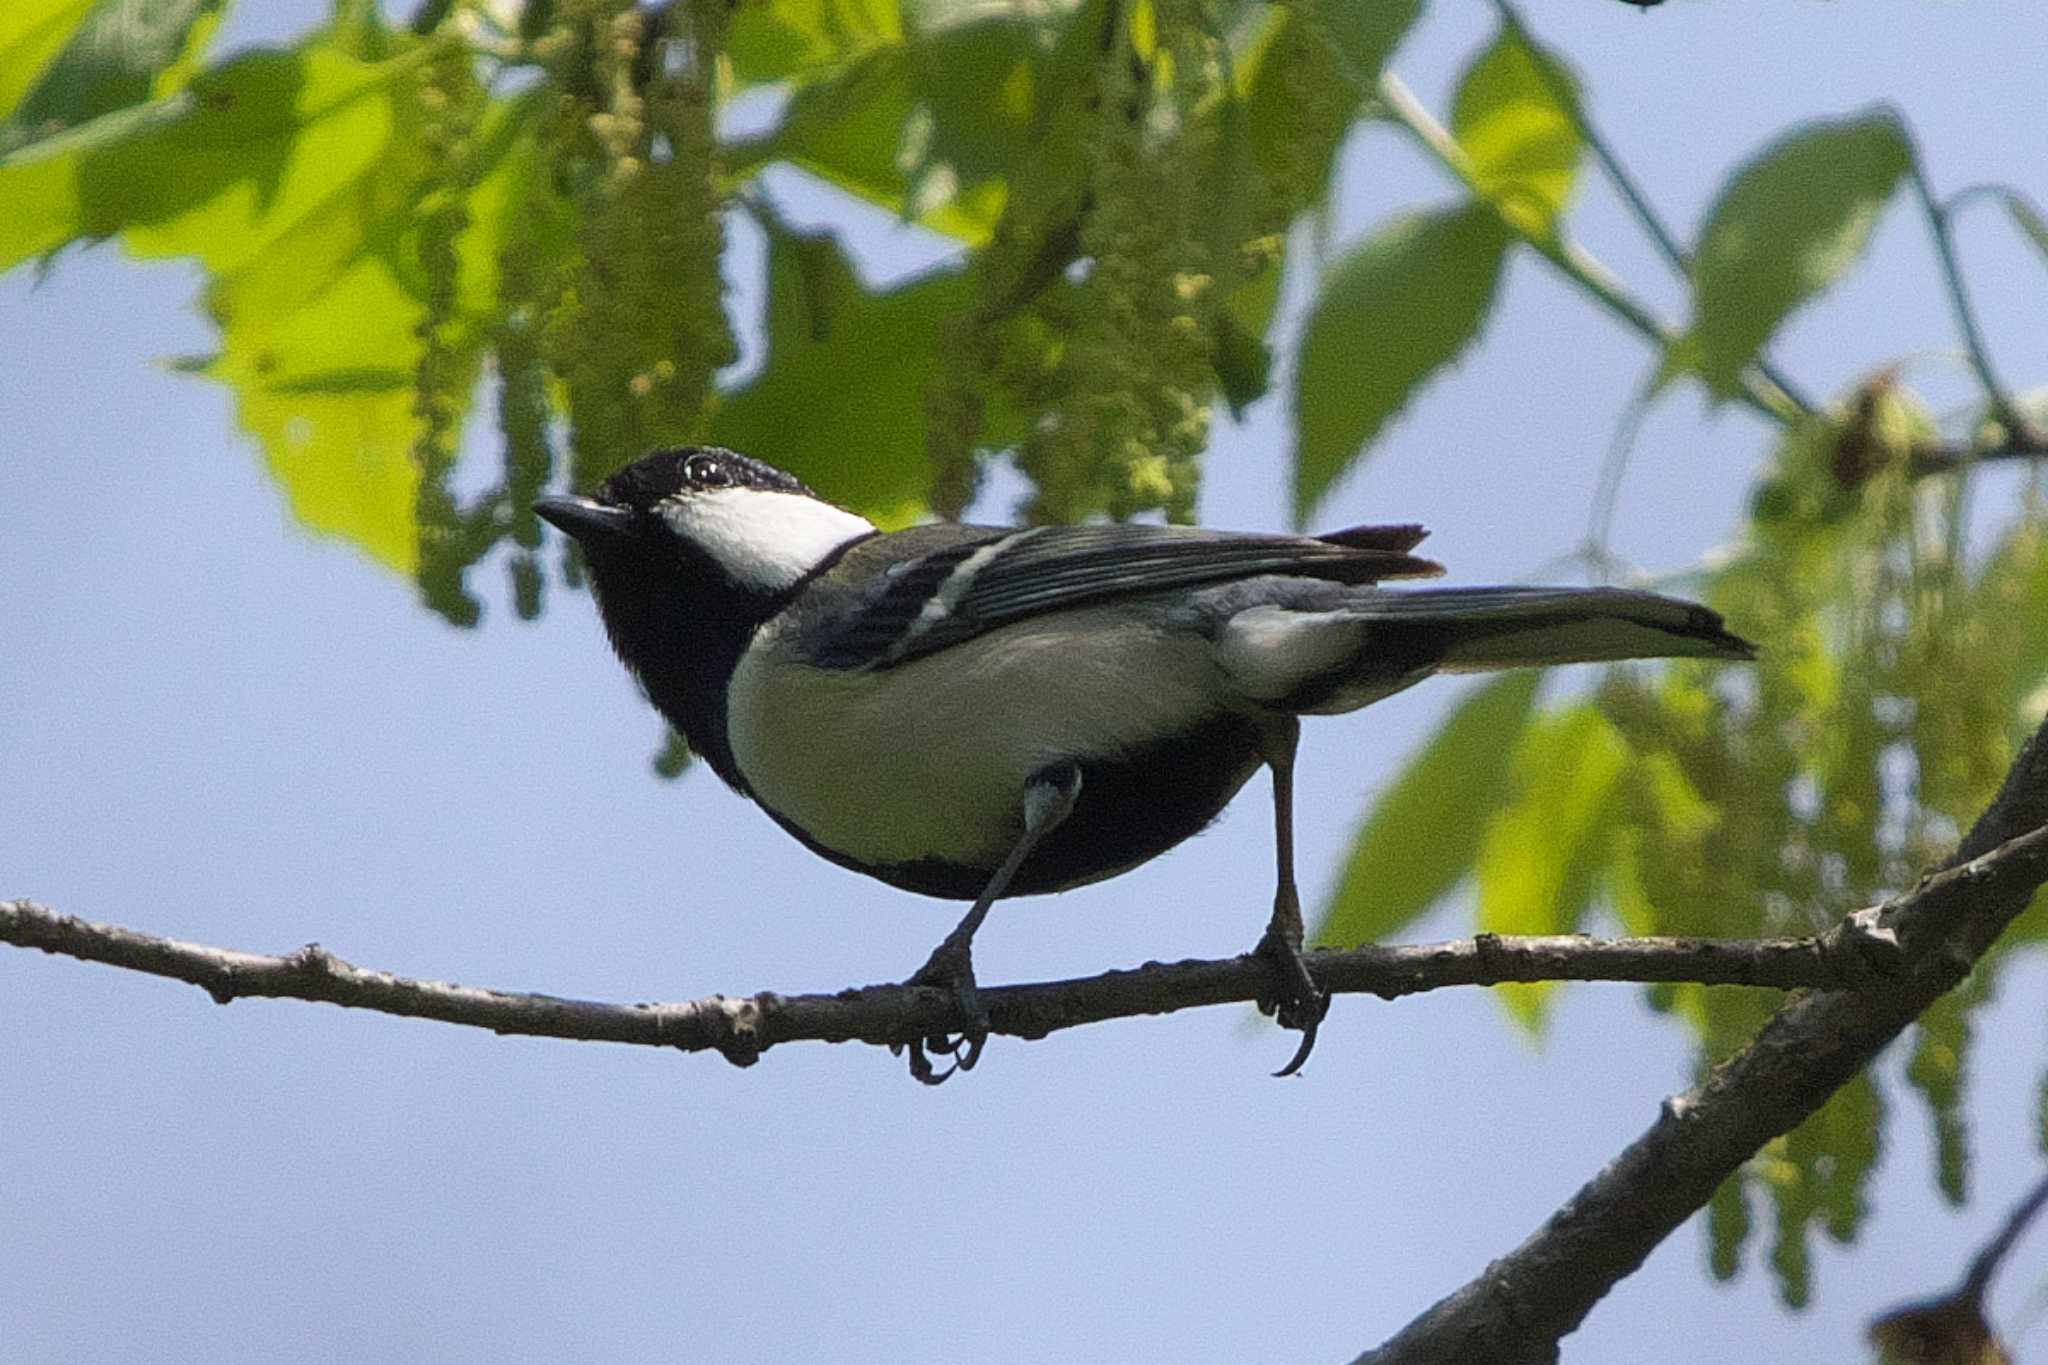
[1909,422,2048,477]
[1356,714,2048,1365]
[0,901,1904,1068]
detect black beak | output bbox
[534,494,637,549]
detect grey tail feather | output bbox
[1354,586,1756,670]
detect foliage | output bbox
[5,0,2046,1312]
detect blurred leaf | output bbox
[1291,202,1510,522]
[1708,1174,1751,1282]
[1475,700,1630,1033]
[1998,188,2048,265]
[0,46,410,273]
[1763,1073,1884,1308]
[3,0,224,152]
[196,75,540,574]
[1314,670,1544,948]
[0,0,97,125]
[710,224,973,523]
[1450,21,1582,240]
[1680,110,1911,400]
[727,0,903,87]
[905,16,1041,189]
[1976,519,2048,740]
[1212,306,1271,418]
[653,728,692,779]
[1237,3,1372,219]
[1908,988,1979,1207]
[1322,0,1422,86]
[730,29,1020,242]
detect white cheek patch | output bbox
[658,487,874,593]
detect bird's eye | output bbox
[685,454,731,487]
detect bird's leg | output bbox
[897,762,1082,1085]
[1252,715,1328,1077]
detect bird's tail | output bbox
[1354,586,1755,671]
[1216,584,1753,715]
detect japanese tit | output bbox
[535,447,1754,1081]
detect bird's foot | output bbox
[891,936,989,1085]
[1254,926,1330,1078]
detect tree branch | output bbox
[1356,713,2048,1365]
[0,901,1905,1068]
[1908,421,2048,477]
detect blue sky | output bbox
[5,1,2048,1360]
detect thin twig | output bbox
[1908,150,2024,429]
[1865,1168,2048,1357]
[0,901,1909,1068]
[1963,1169,2048,1304]
[1582,376,1654,570]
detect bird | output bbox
[535,446,1755,1082]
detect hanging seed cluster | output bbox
[1590,389,2048,1305]
[929,0,1359,524]
[543,0,736,496]
[1016,0,1218,525]
[395,0,737,624]
[409,43,497,625]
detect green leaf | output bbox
[1906,988,1975,1206]
[1450,21,1582,240]
[904,15,1042,188]
[4,0,225,153]
[1212,306,1271,418]
[0,0,97,125]
[1766,1073,1883,1306]
[727,0,904,87]
[1708,1173,1751,1282]
[0,32,540,576]
[1314,670,1544,948]
[195,79,540,574]
[1681,110,1911,401]
[710,224,973,523]
[1291,201,1510,522]
[0,46,409,274]
[1236,4,1364,218]
[1323,0,1423,87]
[2000,187,2048,265]
[1475,700,1630,1033]
[652,728,692,780]
[205,259,437,573]
[731,45,1006,243]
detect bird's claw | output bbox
[891,939,990,1085]
[1254,927,1330,1078]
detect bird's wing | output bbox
[809,522,1441,669]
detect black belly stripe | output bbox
[756,713,1268,901]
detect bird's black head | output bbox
[600,446,818,512]
[532,447,876,787]
[534,446,868,595]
